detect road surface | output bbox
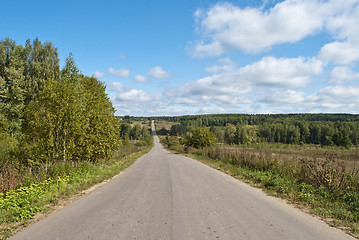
[10,121,356,240]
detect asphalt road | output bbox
[10,122,356,240]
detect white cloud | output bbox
[306,86,359,112]
[111,82,153,103]
[205,58,235,73]
[318,40,359,65]
[318,2,359,64]
[148,66,170,79]
[93,71,104,78]
[134,75,148,83]
[191,0,359,60]
[238,56,323,88]
[165,56,322,111]
[191,1,325,56]
[108,67,130,78]
[329,66,359,84]
[261,89,305,104]
[116,89,153,102]
[111,82,125,92]
[324,1,359,40]
[106,0,359,116]
[109,82,157,116]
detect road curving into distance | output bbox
[10,121,356,240]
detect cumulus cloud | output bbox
[329,66,359,84]
[166,56,322,110]
[191,1,325,56]
[116,89,152,102]
[93,71,104,78]
[109,82,157,115]
[108,67,130,78]
[107,0,359,115]
[134,75,148,83]
[318,40,359,65]
[191,0,359,59]
[319,2,359,64]
[261,89,305,104]
[111,82,153,103]
[238,56,323,88]
[306,86,359,112]
[148,66,170,79]
[324,1,359,40]
[205,58,235,73]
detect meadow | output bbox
[156,119,359,238]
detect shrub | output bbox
[184,127,216,149]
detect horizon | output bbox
[120,112,359,118]
[2,0,359,116]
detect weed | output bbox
[0,144,153,239]
[161,138,359,238]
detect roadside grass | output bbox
[188,153,359,238]
[0,144,153,240]
[160,137,359,239]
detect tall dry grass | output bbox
[185,145,359,195]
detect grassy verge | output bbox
[0,144,153,240]
[190,154,358,238]
[160,137,359,239]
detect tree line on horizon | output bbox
[154,114,359,148]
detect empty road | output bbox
[10,122,355,240]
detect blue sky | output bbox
[2,0,359,116]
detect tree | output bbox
[23,78,86,167]
[79,76,120,162]
[120,123,131,138]
[224,124,236,145]
[60,52,80,84]
[129,123,142,140]
[235,124,258,144]
[320,124,334,146]
[210,126,224,143]
[24,38,60,103]
[0,39,26,137]
[185,127,216,149]
[170,124,182,136]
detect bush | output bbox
[184,127,216,149]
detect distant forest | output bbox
[152,114,359,148]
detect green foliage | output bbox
[23,38,60,103]
[163,135,180,148]
[129,123,142,140]
[79,76,120,162]
[22,62,121,166]
[0,38,123,193]
[120,122,153,146]
[24,78,85,165]
[0,39,26,137]
[224,124,236,145]
[165,142,359,236]
[0,38,155,238]
[61,52,80,84]
[0,144,152,226]
[236,124,258,144]
[120,123,131,138]
[154,114,359,148]
[157,127,169,136]
[184,127,216,148]
[0,178,56,222]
